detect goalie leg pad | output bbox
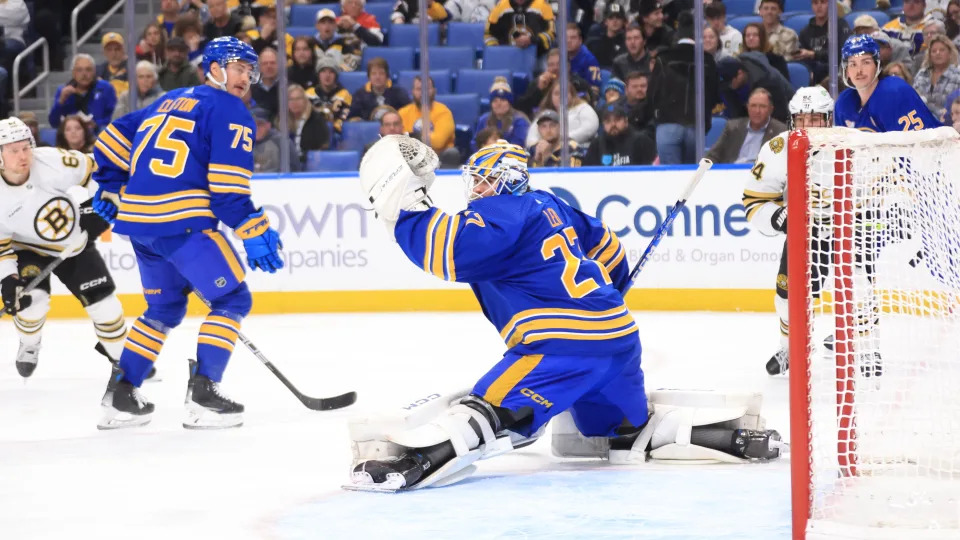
[608,389,767,465]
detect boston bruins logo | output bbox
[34,197,76,242]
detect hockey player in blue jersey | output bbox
[345,137,783,492]
[835,34,940,132]
[91,37,283,430]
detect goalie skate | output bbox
[183,360,243,430]
[15,341,40,378]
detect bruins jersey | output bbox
[742,130,838,236]
[0,147,95,277]
[484,0,556,54]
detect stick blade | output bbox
[301,390,358,411]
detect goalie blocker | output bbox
[346,389,784,492]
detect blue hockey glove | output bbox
[92,187,119,223]
[236,209,284,273]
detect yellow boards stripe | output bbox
[482,354,543,407]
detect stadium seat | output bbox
[361,46,416,71]
[290,3,340,26]
[365,3,395,32]
[424,47,476,73]
[783,0,809,12]
[784,14,810,34]
[287,26,315,39]
[39,128,56,147]
[728,15,762,33]
[851,0,876,9]
[705,117,726,151]
[844,11,890,28]
[396,69,453,93]
[455,69,511,95]
[339,121,381,151]
[388,24,440,48]
[787,62,811,89]
[724,0,756,16]
[446,22,486,54]
[338,71,369,95]
[482,46,536,73]
[436,93,481,127]
[305,150,360,172]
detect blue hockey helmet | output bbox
[841,34,880,86]
[462,140,530,201]
[202,36,261,89]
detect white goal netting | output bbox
[791,127,960,539]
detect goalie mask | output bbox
[788,86,835,129]
[0,117,36,169]
[462,141,530,202]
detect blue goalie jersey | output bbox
[93,84,257,237]
[394,190,638,356]
[835,75,941,132]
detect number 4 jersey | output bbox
[92,84,257,237]
[0,147,94,277]
[393,190,638,357]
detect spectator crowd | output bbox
[16,0,960,170]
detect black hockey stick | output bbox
[193,290,357,411]
[2,232,89,318]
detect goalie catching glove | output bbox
[358,135,439,236]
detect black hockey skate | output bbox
[731,429,785,461]
[350,454,430,492]
[15,341,40,378]
[94,342,157,381]
[766,348,788,375]
[183,359,244,429]
[98,364,154,430]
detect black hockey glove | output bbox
[1,275,32,314]
[771,207,787,234]
[79,198,111,238]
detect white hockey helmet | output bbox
[788,86,834,130]
[0,117,36,169]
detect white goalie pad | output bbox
[358,135,438,235]
[550,390,766,465]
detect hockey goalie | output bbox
[347,135,785,492]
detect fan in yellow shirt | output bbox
[397,76,461,168]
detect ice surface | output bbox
[0,311,792,540]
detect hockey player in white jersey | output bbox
[0,117,129,378]
[743,87,883,377]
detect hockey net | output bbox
[787,126,960,540]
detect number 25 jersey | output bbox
[394,190,638,357]
[93,84,257,237]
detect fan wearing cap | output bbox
[585,3,627,68]
[313,8,362,73]
[97,33,130,96]
[484,0,557,54]
[158,36,203,91]
[871,31,912,66]
[474,77,530,150]
[527,109,583,167]
[835,34,940,131]
[583,102,656,166]
[306,56,353,134]
[882,0,928,54]
[636,0,674,51]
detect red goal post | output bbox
[787,126,960,540]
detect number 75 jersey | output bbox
[92,84,257,237]
[393,190,639,357]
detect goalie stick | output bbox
[626,158,713,289]
[192,290,357,411]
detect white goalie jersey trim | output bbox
[0,147,95,277]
